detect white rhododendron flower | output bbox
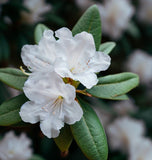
[112,99,137,116]
[20,72,83,138]
[21,0,51,24]
[97,0,134,39]
[129,138,152,160]
[0,131,32,160]
[107,117,145,152]
[54,28,111,89]
[126,50,152,84]
[137,0,152,24]
[22,27,111,89]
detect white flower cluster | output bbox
[137,0,152,24]
[0,131,32,160]
[97,0,134,39]
[94,98,152,159]
[21,0,51,24]
[107,116,152,160]
[19,27,111,138]
[126,50,152,85]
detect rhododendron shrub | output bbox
[0,5,139,160]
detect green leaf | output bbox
[54,125,73,152]
[0,94,28,126]
[71,98,108,160]
[34,24,49,44]
[86,72,139,100]
[72,5,101,50]
[111,94,129,100]
[99,42,116,54]
[29,155,45,160]
[0,68,27,90]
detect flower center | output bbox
[52,96,63,115]
[42,96,63,114]
[70,67,75,73]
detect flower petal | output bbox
[89,51,111,73]
[40,116,64,138]
[54,58,73,77]
[23,72,63,104]
[62,100,83,124]
[63,84,76,103]
[75,72,98,89]
[21,45,47,72]
[55,27,73,39]
[19,101,45,124]
[21,30,57,72]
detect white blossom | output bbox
[21,27,111,89]
[129,138,152,160]
[107,117,145,152]
[97,0,134,39]
[21,29,59,73]
[54,28,111,89]
[75,0,94,11]
[137,0,152,24]
[21,0,51,24]
[0,131,32,160]
[112,99,137,116]
[19,72,83,138]
[126,50,152,84]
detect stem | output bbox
[76,90,92,97]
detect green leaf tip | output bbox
[99,42,116,54]
[34,23,49,44]
[86,72,139,100]
[0,68,28,91]
[72,4,101,50]
[54,125,73,152]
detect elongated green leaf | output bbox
[0,68,27,90]
[72,5,101,49]
[29,155,45,160]
[34,24,49,44]
[54,125,73,152]
[71,98,108,160]
[0,94,28,126]
[86,72,139,100]
[99,42,116,54]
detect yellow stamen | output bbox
[70,67,75,72]
[20,66,31,76]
